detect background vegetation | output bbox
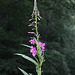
[0,0,75,75]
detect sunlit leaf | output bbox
[15,53,38,66]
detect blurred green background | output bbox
[0,0,75,75]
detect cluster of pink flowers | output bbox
[28,18,37,57]
[29,38,37,57]
[28,18,45,57]
[28,0,45,57]
[29,38,45,57]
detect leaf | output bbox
[15,53,38,66]
[21,44,31,48]
[18,67,29,75]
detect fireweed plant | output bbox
[15,0,45,75]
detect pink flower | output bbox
[28,23,33,26]
[29,38,35,45]
[29,19,32,21]
[30,37,34,39]
[41,46,45,50]
[32,28,35,30]
[39,42,45,47]
[30,46,37,57]
[28,32,35,34]
[39,42,45,53]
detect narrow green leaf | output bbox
[21,44,31,48]
[15,53,38,66]
[18,67,28,75]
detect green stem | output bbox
[34,1,42,75]
[35,6,39,41]
[35,1,39,55]
[39,66,41,75]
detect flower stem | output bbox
[34,1,42,75]
[39,67,41,75]
[35,4,39,41]
[34,0,39,54]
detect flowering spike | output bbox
[17,1,46,75]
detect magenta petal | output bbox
[32,28,35,30]
[39,42,42,47]
[41,46,45,50]
[29,38,35,45]
[30,49,33,53]
[41,50,45,53]
[30,37,34,39]
[39,42,45,47]
[41,49,45,51]
[30,46,33,53]
[42,43,45,46]
[32,52,37,57]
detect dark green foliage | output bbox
[0,48,37,75]
[43,50,70,75]
[0,0,75,75]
